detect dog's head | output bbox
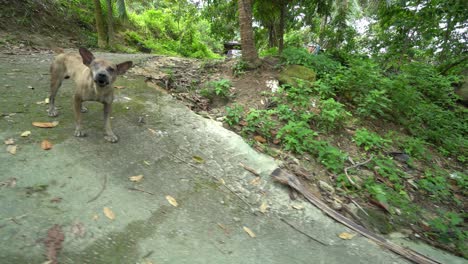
[79,48,133,88]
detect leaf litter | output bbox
[43,224,64,264]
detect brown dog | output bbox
[48,48,132,143]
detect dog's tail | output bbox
[51,47,65,54]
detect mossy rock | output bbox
[278,65,316,87]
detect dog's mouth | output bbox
[95,79,109,87]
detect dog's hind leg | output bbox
[48,62,65,117]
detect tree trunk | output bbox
[238,0,261,68]
[93,0,107,48]
[278,1,286,53]
[106,0,114,47]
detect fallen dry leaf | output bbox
[250,177,261,185]
[259,201,269,214]
[44,224,64,264]
[21,131,31,137]
[253,135,267,143]
[148,128,157,134]
[114,85,125,89]
[103,207,115,220]
[4,138,15,145]
[219,178,226,185]
[166,195,179,207]
[129,175,144,182]
[41,140,53,150]
[292,204,305,210]
[192,155,205,163]
[7,145,17,155]
[50,197,62,203]
[0,177,17,187]
[32,121,59,128]
[243,226,256,238]
[338,232,356,240]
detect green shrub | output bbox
[353,128,391,152]
[315,98,351,131]
[276,121,318,153]
[225,104,244,126]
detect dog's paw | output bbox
[74,130,87,137]
[104,134,119,143]
[48,108,59,117]
[80,106,88,113]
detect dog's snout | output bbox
[95,72,109,86]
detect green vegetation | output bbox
[200,79,232,100]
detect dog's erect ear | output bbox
[116,61,133,75]
[79,48,95,66]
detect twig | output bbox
[280,218,328,246]
[2,214,28,225]
[128,187,155,195]
[350,199,369,217]
[239,162,260,176]
[163,150,256,213]
[343,156,373,188]
[87,174,108,203]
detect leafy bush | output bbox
[244,109,278,139]
[315,98,351,131]
[281,47,342,77]
[313,141,347,173]
[232,60,248,76]
[353,129,391,152]
[225,104,244,126]
[201,79,232,99]
[428,211,467,257]
[418,169,452,201]
[276,121,318,153]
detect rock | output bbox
[331,198,343,210]
[318,180,335,195]
[278,65,316,87]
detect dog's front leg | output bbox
[73,95,86,137]
[103,102,118,143]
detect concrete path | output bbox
[0,51,464,264]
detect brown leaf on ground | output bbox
[50,197,62,203]
[32,121,59,128]
[249,177,261,185]
[41,140,53,150]
[243,226,256,238]
[7,145,17,155]
[254,135,267,143]
[114,85,125,89]
[103,207,115,220]
[129,175,144,182]
[0,177,17,187]
[259,201,269,214]
[21,131,31,137]
[44,224,65,264]
[4,138,15,145]
[166,195,179,207]
[338,232,356,240]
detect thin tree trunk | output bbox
[93,0,106,48]
[278,1,286,53]
[238,0,261,68]
[106,0,114,47]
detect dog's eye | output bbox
[107,67,115,73]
